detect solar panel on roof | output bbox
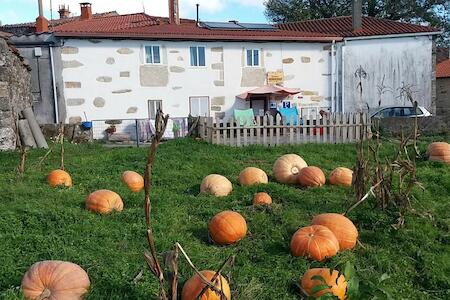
[202,22,244,30]
[239,23,277,30]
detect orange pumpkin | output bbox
[181,270,231,300]
[47,169,72,188]
[85,189,124,214]
[252,192,272,206]
[427,142,450,164]
[301,268,347,300]
[121,171,144,192]
[200,174,233,197]
[273,154,308,184]
[290,225,339,261]
[208,211,247,245]
[298,166,326,187]
[311,213,358,250]
[238,167,268,186]
[329,167,353,187]
[21,260,90,300]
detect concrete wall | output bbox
[340,36,434,113]
[60,39,333,123]
[437,77,450,123]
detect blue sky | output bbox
[0,0,268,25]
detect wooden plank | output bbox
[335,113,341,144]
[214,117,220,145]
[342,113,348,144]
[229,117,235,146]
[330,113,335,144]
[347,113,354,142]
[256,117,261,145]
[289,116,294,145]
[296,115,301,144]
[275,114,281,146]
[236,117,241,147]
[355,113,361,142]
[269,115,274,146]
[323,113,328,143]
[243,120,248,147]
[250,118,255,145]
[315,114,320,144]
[263,115,267,146]
[302,115,307,143]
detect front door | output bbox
[250,96,267,116]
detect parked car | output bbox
[370,106,432,119]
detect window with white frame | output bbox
[144,45,161,64]
[246,49,260,66]
[189,96,209,117]
[148,100,162,119]
[190,46,206,67]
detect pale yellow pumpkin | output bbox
[200,174,232,197]
[273,154,308,184]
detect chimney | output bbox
[58,5,71,19]
[169,0,180,25]
[80,2,93,20]
[352,0,362,32]
[36,0,49,33]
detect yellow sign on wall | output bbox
[267,72,284,85]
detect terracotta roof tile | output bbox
[52,13,342,42]
[277,16,441,37]
[437,59,450,78]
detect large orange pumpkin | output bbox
[427,142,450,164]
[311,213,358,250]
[290,225,339,261]
[121,171,144,192]
[21,260,90,300]
[47,170,72,188]
[181,270,231,300]
[301,268,347,300]
[329,167,353,187]
[208,211,247,245]
[252,192,272,206]
[200,174,233,197]
[85,189,124,214]
[273,154,308,184]
[238,167,268,186]
[298,166,326,187]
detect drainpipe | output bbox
[331,40,336,113]
[49,46,59,123]
[341,42,346,113]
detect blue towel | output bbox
[279,107,300,125]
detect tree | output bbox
[264,0,450,46]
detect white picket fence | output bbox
[198,113,371,147]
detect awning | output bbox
[237,85,301,100]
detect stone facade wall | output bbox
[378,116,450,136]
[0,37,33,150]
[437,77,450,123]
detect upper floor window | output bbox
[246,49,260,66]
[190,46,206,67]
[145,45,161,64]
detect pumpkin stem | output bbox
[291,167,299,175]
[36,288,51,300]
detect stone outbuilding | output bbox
[0,32,34,150]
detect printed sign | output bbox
[267,72,284,85]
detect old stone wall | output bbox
[0,37,33,150]
[437,77,450,123]
[377,116,450,136]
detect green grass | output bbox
[0,138,449,299]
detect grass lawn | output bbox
[0,137,449,299]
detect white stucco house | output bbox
[2,2,441,132]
